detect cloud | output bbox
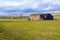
[0,0,60,16]
[0,0,60,10]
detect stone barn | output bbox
[30,13,53,20]
[30,14,41,20]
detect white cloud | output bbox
[0,0,60,13]
[0,1,24,6]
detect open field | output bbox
[0,19,60,40]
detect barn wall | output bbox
[30,15,40,20]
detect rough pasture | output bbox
[0,19,60,40]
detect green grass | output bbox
[0,19,60,40]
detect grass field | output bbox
[0,19,60,40]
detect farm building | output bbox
[30,14,41,20]
[30,13,53,20]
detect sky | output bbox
[0,0,60,16]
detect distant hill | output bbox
[51,12,60,20]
